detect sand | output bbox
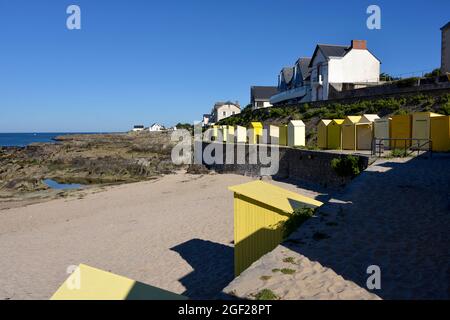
[224,155,450,300]
[0,171,325,300]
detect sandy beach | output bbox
[0,171,325,300]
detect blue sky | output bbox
[0,0,448,132]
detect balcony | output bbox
[270,86,308,104]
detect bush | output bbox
[331,155,361,177]
[390,149,408,158]
[282,207,315,238]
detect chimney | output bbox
[351,40,367,50]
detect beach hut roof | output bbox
[332,119,345,125]
[228,181,323,215]
[344,116,362,124]
[250,122,263,128]
[359,114,380,124]
[289,120,305,127]
[319,119,333,126]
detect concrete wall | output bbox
[198,142,370,188]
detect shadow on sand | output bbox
[170,239,234,299]
[282,154,450,299]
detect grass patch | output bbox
[272,268,280,273]
[390,149,408,158]
[280,268,296,275]
[282,257,296,264]
[254,289,279,300]
[260,275,272,281]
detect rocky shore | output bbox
[0,132,181,209]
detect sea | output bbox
[0,133,101,147]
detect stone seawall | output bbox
[196,142,371,188]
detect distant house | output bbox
[132,125,145,132]
[442,22,450,74]
[271,40,381,105]
[271,58,312,105]
[250,86,278,110]
[149,123,164,132]
[211,101,241,123]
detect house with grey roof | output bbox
[271,39,381,105]
[441,22,450,74]
[250,86,278,110]
[309,40,380,101]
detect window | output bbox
[232,111,235,115]
[256,101,264,108]
[223,111,227,116]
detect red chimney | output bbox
[351,40,367,50]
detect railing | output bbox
[372,138,433,158]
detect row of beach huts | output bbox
[210,112,450,152]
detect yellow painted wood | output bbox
[212,125,219,140]
[288,120,306,147]
[412,112,444,150]
[391,115,412,148]
[229,181,323,276]
[278,125,288,146]
[342,116,361,150]
[249,122,263,144]
[221,126,228,142]
[227,125,235,142]
[51,264,187,300]
[431,116,450,151]
[317,120,332,149]
[327,119,344,149]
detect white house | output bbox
[442,22,450,74]
[309,40,381,101]
[271,40,381,105]
[132,125,145,132]
[210,101,241,123]
[149,123,164,132]
[202,114,211,127]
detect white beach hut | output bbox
[287,120,305,147]
[235,126,247,143]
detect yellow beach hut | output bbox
[342,116,362,150]
[212,125,219,141]
[235,125,247,143]
[227,126,235,143]
[327,119,344,149]
[287,120,306,147]
[317,120,332,149]
[278,125,288,146]
[249,122,263,144]
[430,116,450,151]
[390,115,412,149]
[229,181,323,276]
[357,114,380,150]
[51,264,187,300]
[220,125,228,142]
[412,112,444,150]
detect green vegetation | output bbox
[272,268,280,273]
[280,268,296,275]
[260,275,272,281]
[254,289,279,300]
[331,155,361,177]
[390,149,408,158]
[282,257,296,264]
[282,207,315,239]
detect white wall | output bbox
[328,49,380,84]
[215,104,241,122]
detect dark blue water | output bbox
[43,179,83,190]
[0,133,98,147]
